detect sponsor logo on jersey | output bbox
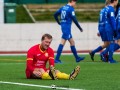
[45,53,48,57]
[111,12,114,17]
[37,54,41,56]
[72,11,75,16]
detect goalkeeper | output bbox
[25,33,80,80]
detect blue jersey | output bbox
[105,5,116,32]
[98,5,116,41]
[54,4,83,40]
[98,7,106,32]
[116,7,120,31]
[58,4,75,25]
[54,4,82,32]
[116,7,120,39]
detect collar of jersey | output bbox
[39,44,46,53]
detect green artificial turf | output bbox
[0,54,120,90]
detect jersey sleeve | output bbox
[117,8,120,31]
[54,8,61,25]
[26,48,34,73]
[48,48,55,67]
[109,8,116,31]
[71,8,83,31]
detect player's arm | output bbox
[26,49,34,73]
[54,9,61,25]
[109,9,117,31]
[71,9,83,32]
[72,16,83,32]
[109,9,117,38]
[48,49,55,68]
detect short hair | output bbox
[41,33,52,41]
[105,0,110,5]
[110,0,117,3]
[68,0,77,2]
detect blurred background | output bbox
[0,0,105,54]
[3,0,105,23]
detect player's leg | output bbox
[112,32,120,51]
[114,42,120,51]
[49,66,72,80]
[89,30,110,61]
[108,42,117,63]
[69,38,85,62]
[55,38,66,63]
[100,41,111,62]
[48,66,58,80]
[107,31,117,63]
[56,70,70,79]
[69,65,80,80]
[100,47,109,62]
[55,66,80,80]
[32,68,55,80]
[89,41,109,61]
[100,40,120,62]
[108,40,120,63]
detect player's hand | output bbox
[80,27,83,32]
[58,22,61,25]
[33,70,42,78]
[97,32,100,37]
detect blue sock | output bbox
[103,43,120,54]
[108,43,114,61]
[101,47,109,55]
[114,43,120,51]
[92,46,103,54]
[71,46,79,59]
[55,44,64,60]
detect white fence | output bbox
[0,22,102,53]
[0,0,4,23]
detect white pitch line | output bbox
[0,81,85,90]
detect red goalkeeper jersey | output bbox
[26,44,54,78]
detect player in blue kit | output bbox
[54,0,85,63]
[89,0,111,61]
[100,2,120,62]
[116,3,120,49]
[89,0,118,63]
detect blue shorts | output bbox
[61,25,72,40]
[62,33,72,40]
[99,30,114,41]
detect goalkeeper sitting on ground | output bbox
[25,33,80,80]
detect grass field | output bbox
[0,54,120,90]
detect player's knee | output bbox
[103,42,110,48]
[69,40,75,46]
[117,40,120,45]
[55,70,60,73]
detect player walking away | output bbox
[89,0,118,63]
[114,3,120,53]
[89,0,111,61]
[25,33,80,80]
[54,0,85,63]
[95,0,111,62]
[101,2,120,62]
